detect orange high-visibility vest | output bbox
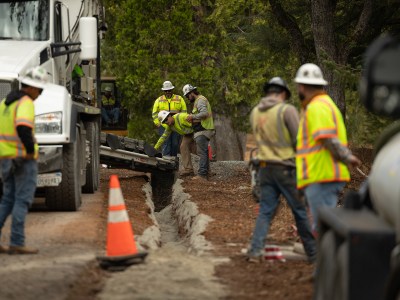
[296,94,350,188]
[0,95,38,159]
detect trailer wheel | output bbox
[46,127,82,211]
[82,121,100,193]
[332,242,349,300]
[314,230,338,300]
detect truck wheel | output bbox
[46,128,82,211]
[332,242,349,300]
[151,170,177,212]
[82,121,100,193]
[314,230,338,300]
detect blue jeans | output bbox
[194,134,209,177]
[304,181,346,233]
[249,165,316,260]
[158,126,181,156]
[0,159,38,246]
[101,107,120,124]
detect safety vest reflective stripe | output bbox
[296,144,324,154]
[108,210,129,223]
[15,118,34,127]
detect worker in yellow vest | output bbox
[0,66,48,255]
[246,77,316,263]
[183,84,215,181]
[294,63,361,233]
[101,86,120,126]
[154,111,193,151]
[152,81,187,156]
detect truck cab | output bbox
[0,0,104,211]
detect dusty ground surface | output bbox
[0,142,372,299]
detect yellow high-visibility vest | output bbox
[192,95,214,130]
[296,93,350,188]
[102,95,116,106]
[250,103,294,161]
[154,113,193,150]
[0,96,38,159]
[152,94,187,127]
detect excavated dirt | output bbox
[0,143,371,299]
[96,144,372,300]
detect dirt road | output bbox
[0,192,105,300]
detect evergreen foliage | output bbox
[102,0,399,145]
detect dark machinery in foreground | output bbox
[314,36,400,300]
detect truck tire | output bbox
[151,170,177,212]
[314,230,338,300]
[82,121,100,193]
[45,128,82,211]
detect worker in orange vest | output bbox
[294,63,361,233]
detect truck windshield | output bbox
[0,0,49,41]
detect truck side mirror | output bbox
[79,17,97,60]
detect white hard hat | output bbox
[182,84,196,96]
[294,63,328,86]
[161,81,174,91]
[104,86,112,92]
[20,66,49,89]
[158,110,170,123]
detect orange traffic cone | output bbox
[97,175,147,270]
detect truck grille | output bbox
[0,81,12,101]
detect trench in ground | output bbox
[65,169,225,299]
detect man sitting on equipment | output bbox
[101,86,120,126]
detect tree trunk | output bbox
[310,0,346,116]
[213,114,246,161]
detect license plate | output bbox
[37,172,62,187]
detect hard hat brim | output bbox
[184,86,197,96]
[20,77,47,89]
[161,86,175,91]
[161,113,171,123]
[264,83,291,98]
[294,78,328,86]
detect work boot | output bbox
[0,245,9,253]
[8,245,39,255]
[179,169,194,177]
[246,255,263,264]
[192,175,208,182]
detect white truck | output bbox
[0,0,104,211]
[0,0,179,212]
